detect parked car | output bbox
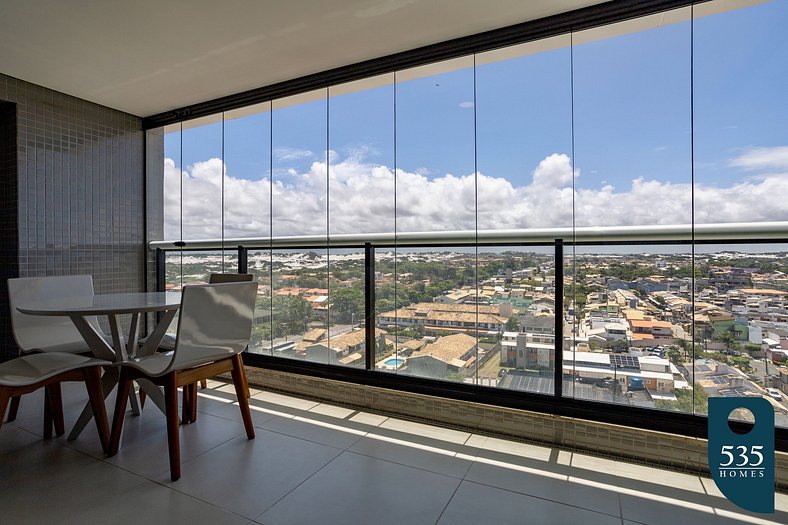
[766,388,783,401]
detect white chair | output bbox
[6,276,111,423]
[8,275,108,355]
[138,273,255,418]
[109,281,258,481]
[139,273,254,356]
[0,352,111,453]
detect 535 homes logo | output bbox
[708,397,775,513]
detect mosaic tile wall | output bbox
[241,366,788,490]
[0,74,145,361]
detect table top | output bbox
[17,292,182,316]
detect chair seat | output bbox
[125,351,174,377]
[137,333,176,351]
[25,340,100,355]
[0,353,111,388]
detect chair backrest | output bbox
[209,273,254,284]
[168,281,258,372]
[7,275,102,353]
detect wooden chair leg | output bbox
[231,354,255,440]
[108,371,133,457]
[164,373,181,481]
[0,391,10,432]
[43,386,54,439]
[189,383,197,424]
[139,388,146,409]
[84,366,110,454]
[199,379,207,389]
[47,383,65,437]
[180,385,191,425]
[7,396,20,422]
[238,364,251,399]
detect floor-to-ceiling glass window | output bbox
[476,35,572,393]
[572,7,693,408]
[393,57,477,383]
[271,90,329,363]
[224,103,273,355]
[694,0,788,426]
[146,0,788,433]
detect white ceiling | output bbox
[0,0,604,117]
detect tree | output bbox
[330,287,364,324]
[447,372,467,382]
[655,382,709,415]
[376,334,389,356]
[274,295,312,335]
[744,343,762,356]
[505,316,519,332]
[665,347,682,365]
[717,331,740,355]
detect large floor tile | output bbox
[470,435,554,461]
[464,461,621,517]
[108,411,246,480]
[0,425,41,454]
[349,434,473,478]
[169,430,342,519]
[62,478,251,525]
[437,481,621,525]
[308,403,355,419]
[620,493,787,525]
[259,451,462,525]
[259,414,365,450]
[348,411,388,426]
[571,453,705,493]
[379,417,471,444]
[193,392,279,427]
[252,391,319,411]
[0,443,147,525]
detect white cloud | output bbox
[273,147,314,162]
[163,150,788,240]
[459,101,475,109]
[730,146,788,171]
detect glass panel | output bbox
[694,243,788,428]
[395,57,476,233]
[181,115,223,241]
[572,9,692,229]
[476,35,572,231]
[568,244,694,409]
[248,248,273,355]
[272,90,328,237]
[377,247,479,384]
[223,103,272,239]
[271,249,330,363]
[163,125,182,242]
[477,245,557,393]
[224,103,273,355]
[327,248,367,369]
[328,74,394,236]
[163,250,226,337]
[694,0,788,226]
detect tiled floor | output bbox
[1,380,786,525]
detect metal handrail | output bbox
[148,221,788,250]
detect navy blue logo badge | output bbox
[708,397,774,513]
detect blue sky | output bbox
[164,1,788,238]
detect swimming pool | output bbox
[384,358,404,366]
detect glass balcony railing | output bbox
[152,222,788,437]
